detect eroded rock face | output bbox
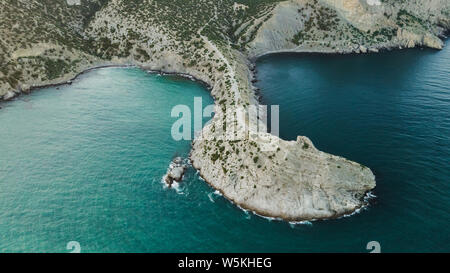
[321,0,386,32]
[3,91,16,101]
[397,28,443,49]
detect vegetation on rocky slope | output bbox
[1,0,448,94]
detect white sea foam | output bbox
[365,191,377,200]
[207,190,223,203]
[232,191,377,224]
[171,181,184,194]
[337,191,376,219]
[235,204,279,222]
[289,221,313,228]
[207,192,215,203]
[161,175,184,194]
[243,210,251,220]
[340,207,363,219]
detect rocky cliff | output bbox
[1,0,448,221]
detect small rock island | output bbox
[164,157,187,188]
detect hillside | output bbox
[1,0,448,99]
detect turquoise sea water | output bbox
[0,44,449,252]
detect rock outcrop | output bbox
[164,157,187,187]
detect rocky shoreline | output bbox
[191,155,375,222]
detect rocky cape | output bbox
[1,0,449,221]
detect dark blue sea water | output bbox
[0,44,448,252]
[256,45,450,252]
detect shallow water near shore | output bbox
[0,44,449,252]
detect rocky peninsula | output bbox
[1,0,449,221]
